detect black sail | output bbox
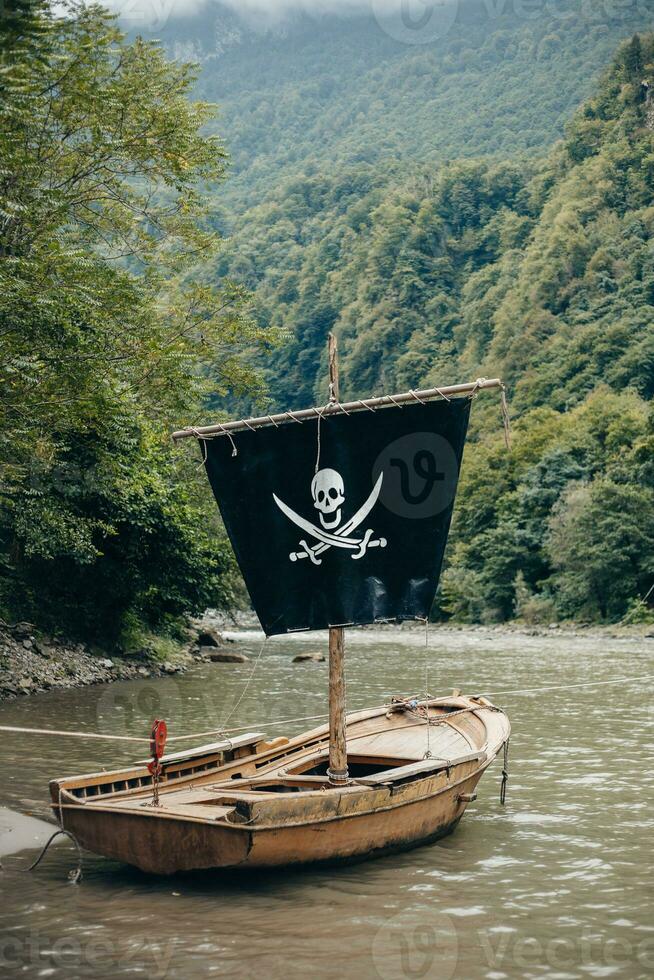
[203,397,471,636]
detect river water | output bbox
[0,626,651,979]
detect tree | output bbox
[0,2,270,642]
[0,0,47,55]
[624,34,644,78]
[546,481,654,620]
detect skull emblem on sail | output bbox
[311,469,345,530]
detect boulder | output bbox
[101,658,114,669]
[11,623,35,640]
[292,653,326,663]
[209,651,249,664]
[196,628,223,648]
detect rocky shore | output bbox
[1,612,651,702]
[0,620,234,701]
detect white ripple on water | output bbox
[507,812,566,824]
[476,855,522,869]
[443,906,487,917]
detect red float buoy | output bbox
[147,719,168,779]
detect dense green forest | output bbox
[1,1,653,646]
[0,1,272,646]
[156,1,654,213]
[201,12,654,624]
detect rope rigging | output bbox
[0,672,650,746]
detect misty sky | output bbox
[105,0,462,29]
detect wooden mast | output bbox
[327,333,348,785]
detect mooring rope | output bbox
[0,829,83,884]
[0,725,150,742]
[500,738,510,805]
[218,635,268,733]
[0,674,650,746]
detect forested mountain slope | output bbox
[133,6,654,623]
[154,1,654,212]
[213,32,654,411]
[208,33,654,623]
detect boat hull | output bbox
[50,696,509,875]
[58,769,483,874]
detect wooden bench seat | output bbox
[356,750,486,785]
[136,732,266,766]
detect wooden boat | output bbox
[49,338,511,874]
[51,695,509,875]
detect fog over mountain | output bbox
[109,0,452,17]
[107,0,465,33]
[107,0,635,45]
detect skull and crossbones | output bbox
[273,469,387,565]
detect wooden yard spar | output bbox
[171,377,504,442]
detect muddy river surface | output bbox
[0,627,652,979]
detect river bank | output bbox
[2,610,651,702]
[0,619,236,701]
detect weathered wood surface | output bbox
[50,695,510,874]
[135,733,265,766]
[328,626,347,781]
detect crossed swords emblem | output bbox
[273,470,387,566]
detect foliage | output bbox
[204,26,654,623]
[546,480,654,621]
[512,572,556,627]
[621,598,654,626]
[442,388,653,623]
[0,2,269,643]
[214,27,654,413]
[159,1,654,214]
[4,2,654,637]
